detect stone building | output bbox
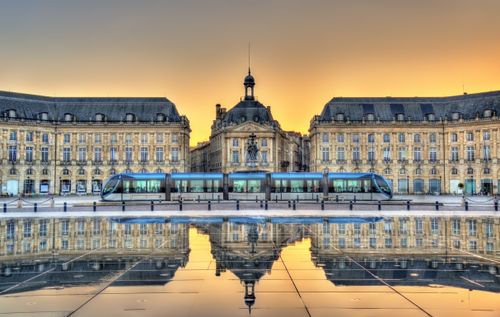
[0,91,190,196]
[190,70,305,173]
[309,91,500,194]
[190,141,210,172]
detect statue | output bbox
[246,133,259,166]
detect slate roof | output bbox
[318,90,500,122]
[0,90,183,122]
[221,99,277,126]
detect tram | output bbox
[101,172,393,202]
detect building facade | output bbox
[0,91,190,196]
[190,70,305,173]
[310,91,500,195]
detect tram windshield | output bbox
[102,176,119,196]
[374,175,392,196]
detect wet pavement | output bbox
[0,215,498,316]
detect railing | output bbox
[1,196,498,213]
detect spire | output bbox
[244,42,255,100]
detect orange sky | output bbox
[1,0,499,145]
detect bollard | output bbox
[265,200,268,210]
[321,200,324,210]
[495,200,498,212]
[197,195,200,203]
[93,201,97,212]
[292,200,296,210]
[217,195,220,203]
[296,195,299,203]
[349,200,353,211]
[288,200,291,208]
[276,196,278,203]
[406,200,410,211]
[354,195,356,203]
[336,195,339,203]
[316,195,319,203]
[64,202,67,212]
[208,200,211,211]
[378,200,381,211]
[34,203,38,213]
[3,203,6,213]
[465,201,469,211]
[260,200,263,208]
[122,201,125,212]
[179,200,183,211]
[435,201,439,211]
[256,196,258,203]
[151,201,154,211]
[236,200,240,211]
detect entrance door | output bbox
[465,179,476,195]
[6,180,19,196]
[23,180,35,194]
[481,179,493,195]
[450,180,460,194]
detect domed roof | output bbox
[244,73,255,85]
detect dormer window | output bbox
[483,109,493,118]
[426,113,435,121]
[396,113,404,121]
[39,112,49,121]
[451,112,460,121]
[95,113,105,122]
[125,113,135,122]
[8,109,16,118]
[336,113,345,121]
[64,113,73,122]
[156,113,165,122]
[366,113,375,121]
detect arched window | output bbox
[429,133,436,143]
[415,168,422,175]
[483,168,490,174]
[467,167,474,175]
[64,113,73,122]
[426,113,435,121]
[396,113,405,121]
[39,112,49,121]
[78,168,85,175]
[366,113,375,121]
[384,168,392,175]
[26,168,33,175]
[367,133,375,143]
[63,168,70,175]
[125,113,135,122]
[95,113,105,122]
[399,168,406,175]
[156,113,166,122]
[451,112,461,121]
[413,134,421,143]
[451,167,458,175]
[336,113,345,121]
[110,168,116,175]
[42,168,49,175]
[9,168,17,175]
[8,109,17,118]
[430,167,437,175]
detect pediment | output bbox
[230,121,274,133]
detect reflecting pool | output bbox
[0,216,499,316]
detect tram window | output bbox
[147,180,162,193]
[306,180,320,193]
[332,179,345,192]
[174,180,188,193]
[290,180,304,193]
[272,180,282,193]
[248,180,262,193]
[189,180,204,193]
[206,180,222,192]
[232,180,246,193]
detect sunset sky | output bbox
[1,0,499,145]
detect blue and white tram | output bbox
[170,173,224,201]
[270,172,324,201]
[227,172,267,201]
[101,171,393,202]
[327,172,392,201]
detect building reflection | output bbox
[310,216,500,291]
[0,217,189,293]
[203,220,304,312]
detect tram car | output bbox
[101,172,393,202]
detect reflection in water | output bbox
[0,216,498,315]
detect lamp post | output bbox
[406,175,410,195]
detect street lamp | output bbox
[406,175,410,195]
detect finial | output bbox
[248,41,251,74]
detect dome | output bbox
[244,73,255,85]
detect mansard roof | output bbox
[220,99,278,126]
[0,90,183,122]
[318,90,500,122]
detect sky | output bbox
[1,0,499,145]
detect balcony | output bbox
[92,160,103,166]
[77,160,87,166]
[60,160,72,166]
[383,159,392,164]
[481,158,492,163]
[336,159,347,164]
[397,159,408,164]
